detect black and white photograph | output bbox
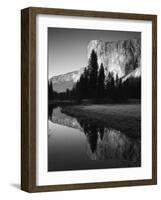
[48,27,141,172]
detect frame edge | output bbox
[21,8,30,192]
[152,15,157,185]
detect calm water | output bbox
[48,106,141,171]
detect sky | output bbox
[48,28,140,78]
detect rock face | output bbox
[87,38,141,78]
[50,68,84,93]
[50,38,141,92]
[122,66,141,82]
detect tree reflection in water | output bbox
[79,120,99,153]
[78,119,141,167]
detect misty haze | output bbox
[48,28,141,171]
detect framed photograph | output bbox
[21,7,157,192]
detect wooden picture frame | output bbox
[21,7,157,192]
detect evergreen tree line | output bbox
[48,49,141,102]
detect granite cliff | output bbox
[87,38,141,78]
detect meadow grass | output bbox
[62,104,141,138]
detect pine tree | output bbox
[115,73,119,87]
[48,81,53,100]
[97,63,105,98]
[88,49,98,98]
[83,67,89,98]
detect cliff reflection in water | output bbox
[49,106,141,168]
[80,121,141,166]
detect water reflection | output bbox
[49,106,82,130]
[77,119,140,166]
[48,105,141,170]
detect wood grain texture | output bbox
[21,8,30,192]
[21,7,157,193]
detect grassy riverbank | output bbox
[62,104,141,138]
